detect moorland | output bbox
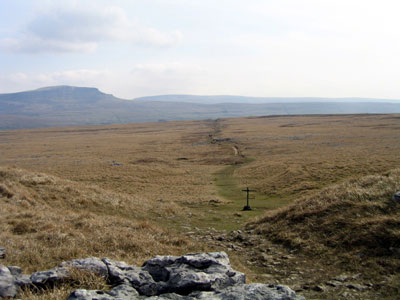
[1,114,400,299]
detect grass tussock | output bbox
[0,166,203,274]
[248,169,400,260]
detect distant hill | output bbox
[1,86,400,129]
[135,94,400,104]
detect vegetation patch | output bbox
[0,167,203,274]
[248,168,400,266]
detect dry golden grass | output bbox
[0,120,226,205]
[246,168,400,298]
[0,166,202,274]
[1,114,400,299]
[2,115,399,207]
[18,268,109,300]
[220,114,400,198]
[248,168,400,257]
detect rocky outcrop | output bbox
[140,252,245,295]
[0,265,17,298]
[68,283,303,300]
[0,251,306,300]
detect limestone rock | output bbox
[346,283,366,291]
[333,274,350,282]
[7,266,22,276]
[0,265,17,298]
[145,294,189,300]
[141,255,178,282]
[0,248,5,259]
[108,284,140,298]
[68,284,305,300]
[312,285,325,292]
[102,258,159,296]
[60,257,109,277]
[326,281,343,287]
[67,289,124,300]
[0,252,306,300]
[14,274,32,288]
[142,252,245,295]
[30,267,69,286]
[67,284,140,300]
[192,284,306,300]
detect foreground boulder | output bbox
[0,252,305,299]
[141,252,245,295]
[68,283,304,300]
[0,265,16,298]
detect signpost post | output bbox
[242,187,256,211]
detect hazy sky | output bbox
[1,0,399,99]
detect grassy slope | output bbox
[0,167,202,273]
[248,168,400,256]
[246,169,400,293]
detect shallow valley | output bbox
[1,114,400,299]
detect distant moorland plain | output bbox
[1,114,400,299]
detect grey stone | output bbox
[364,283,373,287]
[192,284,306,300]
[102,258,132,283]
[142,252,245,295]
[30,267,69,286]
[0,264,17,298]
[312,285,325,292]
[333,274,350,282]
[179,252,230,269]
[68,284,306,300]
[144,294,190,299]
[141,255,179,282]
[393,191,400,203]
[0,265,12,277]
[0,248,5,259]
[67,289,123,300]
[60,257,109,277]
[346,283,366,291]
[102,258,159,296]
[108,284,140,298]
[68,288,192,300]
[7,266,22,276]
[121,268,159,296]
[68,284,140,300]
[326,281,343,287]
[14,274,32,287]
[0,252,306,300]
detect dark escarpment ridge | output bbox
[1,85,400,129]
[0,251,305,299]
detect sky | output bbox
[0,0,400,99]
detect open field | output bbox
[1,114,400,299]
